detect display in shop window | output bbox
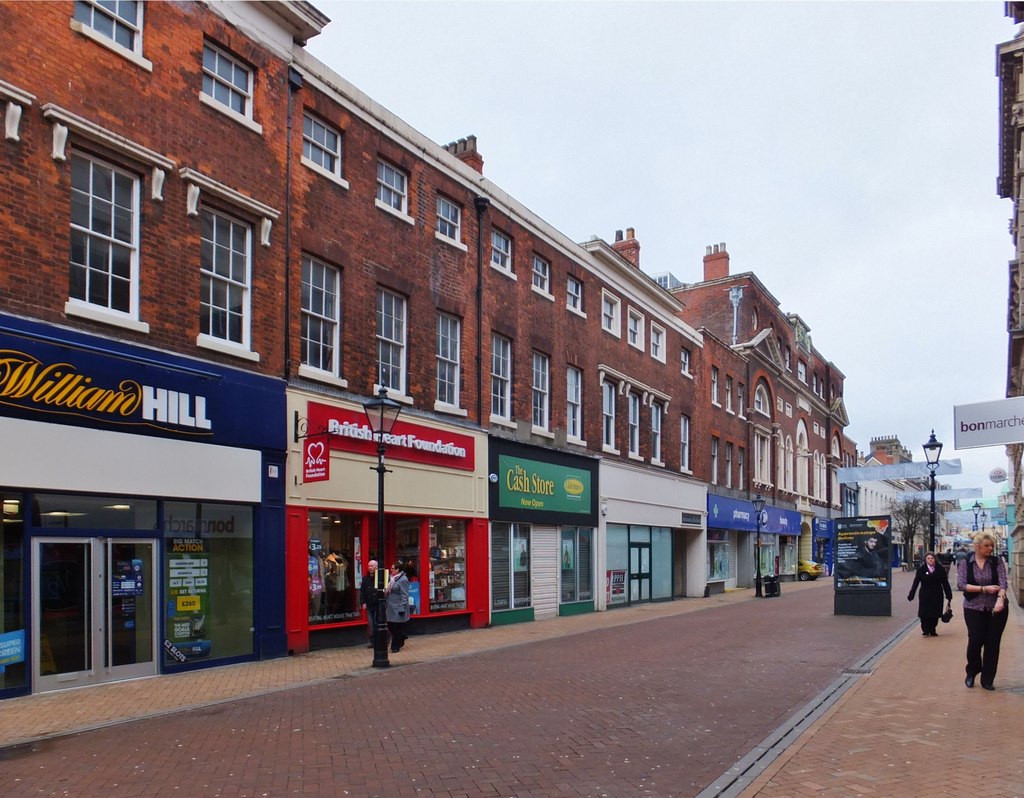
[307,512,361,625]
[165,537,212,663]
[428,520,467,611]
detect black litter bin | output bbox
[763,575,781,598]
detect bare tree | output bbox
[888,497,930,566]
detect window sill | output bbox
[681,370,693,380]
[65,301,150,334]
[566,435,588,447]
[298,364,348,389]
[70,20,153,72]
[531,426,554,439]
[651,458,665,468]
[373,385,413,405]
[434,401,468,417]
[489,415,517,431]
[375,198,415,225]
[530,285,554,302]
[627,341,645,352]
[489,263,517,281]
[566,305,587,320]
[651,354,666,364]
[196,334,260,362]
[199,93,263,135]
[301,157,349,190]
[435,231,468,251]
[680,467,693,476]
[711,401,721,408]
[602,444,621,456]
[601,326,621,339]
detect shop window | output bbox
[428,519,466,611]
[394,517,422,612]
[491,522,531,611]
[707,529,730,581]
[307,511,361,625]
[37,493,157,529]
[1,492,26,690]
[163,502,254,666]
[560,527,593,603]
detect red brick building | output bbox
[670,244,855,578]
[0,1,856,696]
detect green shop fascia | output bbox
[487,438,599,623]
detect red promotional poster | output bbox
[303,435,330,483]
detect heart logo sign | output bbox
[306,441,326,466]
[303,437,330,483]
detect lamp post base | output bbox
[755,576,763,598]
[372,595,390,668]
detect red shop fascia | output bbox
[285,396,490,654]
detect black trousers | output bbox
[963,607,1009,685]
[919,615,939,635]
[388,621,407,651]
[365,605,377,641]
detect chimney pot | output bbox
[703,241,730,281]
[611,227,641,268]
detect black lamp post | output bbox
[922,431,942,552]
[980,510,988,533]
[363,387,403,668]
[752,494,766,598]
[972,501,981,533]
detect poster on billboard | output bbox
[834,516,892,591]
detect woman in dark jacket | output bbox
[907,552,952,637]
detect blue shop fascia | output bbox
[706,493,803,591]
[0,313,286,698]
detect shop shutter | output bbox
[532,525,558,620]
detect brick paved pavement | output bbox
[738,583,1024,798]
[1,572,1019,798]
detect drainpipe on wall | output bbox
[474,195,490,423]
[283,66,303,380]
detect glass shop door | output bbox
[32,538,157,693]
[629,542,651,604]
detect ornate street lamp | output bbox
[752,494,766,598]
[972,501,981,533]
[922,431,942,552]
[363,387,403,668]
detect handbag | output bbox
[941,601,953,624]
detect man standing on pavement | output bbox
[360,559,379,648]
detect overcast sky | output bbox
[307,1,1016,502]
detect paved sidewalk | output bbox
[738,591,1024,798]
[0,578,773,749]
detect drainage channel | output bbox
[694,618,917,798]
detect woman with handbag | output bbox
[957,532,1010,690]
[384,559,411,653]
[907,552,952,637]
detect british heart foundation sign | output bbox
[303,436,330,483]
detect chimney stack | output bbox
[443,135,484,174]
[703,242,729,281]
[612,227,641,268]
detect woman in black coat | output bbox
[907,552,952,636]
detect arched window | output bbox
[785,436,794,492]
[796,422,809,496]
[831,437,841,505]
[754,384,770,416]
